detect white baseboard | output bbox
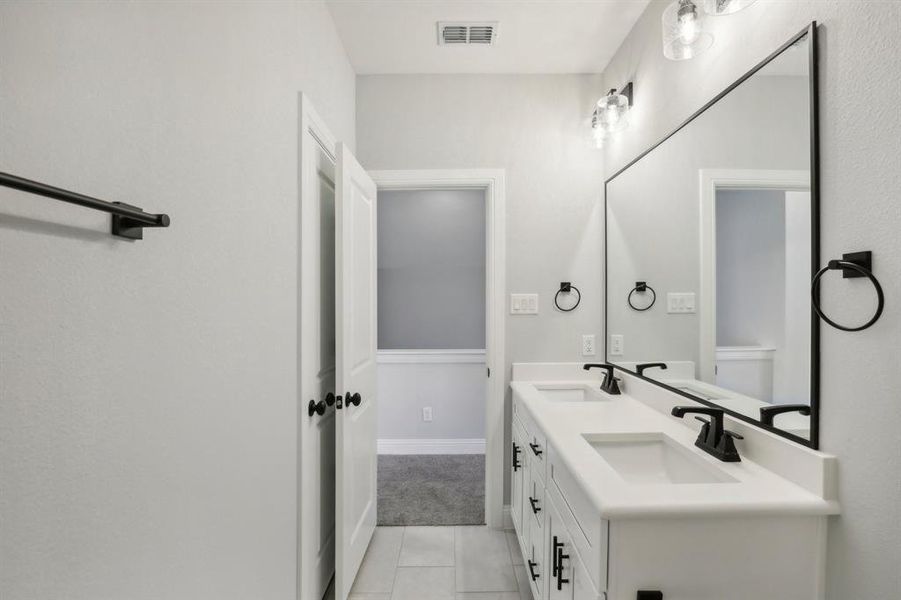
[503,505,514,530]
[378,438,486,455]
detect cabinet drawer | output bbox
[547,445,608,593]
[514,398,547,482]
[527,526,546,600]
[528,467,546,532]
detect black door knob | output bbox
[308,399,326,417]
[347,392,362,407]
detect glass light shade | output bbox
[596,90,630,134]
[662,0,714,61]
[702,0,758,16]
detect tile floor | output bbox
[348,525,531,600]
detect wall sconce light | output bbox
[591,83,633,146]
[702,0,758,16]
[662,0,714,61]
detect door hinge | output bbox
[487,367,491,377]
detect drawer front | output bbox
[528,467,546,533]
[547,445,608,593]
[527,524,547,600]
[514,398,547,482]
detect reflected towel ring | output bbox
[555,282,581,312]
[811,253,884,332]
[628,281,656,311]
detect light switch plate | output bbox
[511,293,539,315]
[422,407,433,422]
[667,292,696,314]
[610,334,624,356]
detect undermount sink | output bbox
[534,383,605,403]
[583,432,737,485]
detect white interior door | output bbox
[334,142,378,600]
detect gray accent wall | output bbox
[378,189,486,349]
[715,189,787,348]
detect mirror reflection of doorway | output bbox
[713,185,811,434]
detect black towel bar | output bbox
[0,171,170,240]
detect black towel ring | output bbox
[628,281,656,311]
[555,282,581,312]
[811,258,884,332]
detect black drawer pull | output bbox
[553,536,570,590]
[512,443,521,471]
[529,442,543,456]
[527,559,540,581]
[529,496,541,514]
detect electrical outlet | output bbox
[422,407,433,422]
[510,293,539,315]
[610,334,624,356]
[582,334,596,356]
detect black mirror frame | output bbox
[603,22,820,449]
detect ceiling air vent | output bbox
[437,22,498,46]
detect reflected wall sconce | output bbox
[702,0,758,16]
[662,0,714,61]
[591,82,633,147]
[663,0,760,61]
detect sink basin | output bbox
[534,383,604,403]
[582,433,736,485]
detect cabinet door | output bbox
[511,419,527,538]
[571,556,597,600]
[547,497,573,600]
[527,526,546,600]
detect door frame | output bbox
[298,93,339,600]
[698,168,811,383]
[369,169,507,529]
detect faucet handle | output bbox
[716,429,744,462]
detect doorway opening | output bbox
[376,187,486,526]
[372,170,506,530]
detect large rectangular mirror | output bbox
[605,24,819,447]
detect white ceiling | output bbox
[325,1,651,75]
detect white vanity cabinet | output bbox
[510,391,830,600]
[512,398,606,600]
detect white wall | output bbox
[377,350,486,452]
[0,2,355,599]
[378,189,486,350]
[356,74,605,498]
[601,2,901,597]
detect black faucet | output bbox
[759,404,811,426]
[635,362,668,376]
[671,406,744,462]
[583,363,621,395]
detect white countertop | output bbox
[511,377,840,519]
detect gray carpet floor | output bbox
[377,454,485,526]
